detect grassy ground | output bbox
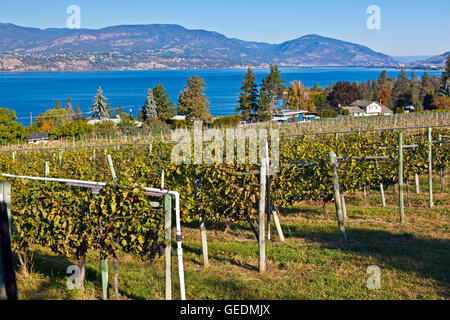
[14,175,449,300]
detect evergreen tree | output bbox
[256,89,271,122]
[237,68,259,121]
[257,65,286,120]
[377,70,389,91]
[137,110,144,121]
[153,83,176,120]
[178,76,212,123]
[392,69,409,102]
[439,55,450,96]
[91,87,111,120]
[421,72,434,97]
[55,99,62,109]
[409,72,420,106]
[423,93,436,110]
[74,103,82,120]
[358,81,369,100]
[312,82,321,92]
[142,88,158,120]
[371,79,378,101]
[65,98,74,122]
[324,81,334,96]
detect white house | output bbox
[272,109,309,124]
[171,115,187,121]
[28,132,50,144]
[341,100,392,117]
[87,115,143,127]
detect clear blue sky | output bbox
[0,0,449,56]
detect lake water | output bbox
[0,67,443,125]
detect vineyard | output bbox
[0,124,449,300]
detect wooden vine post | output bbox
[375,160,386,207]
[414,173,420,194]
[44,162,49,183]
[99,154,119,300]
[265,143,271,241]
[0,180,17,300]
[164,194,172,300]
[258,157,267,273]
[398,133,405,223]
[340,192,347,220]
[194,170,209,268]
[272,210,285,242]
[100,259,108,300]
[438,134,444,193]
[199,217,208,267]
[329,152,347,245]
[427,127,434,208]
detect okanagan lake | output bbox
[0,67,443,125]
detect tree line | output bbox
[236,55,450,121]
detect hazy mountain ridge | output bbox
[408,52,449,69]
[0,23,401,71]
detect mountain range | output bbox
[0,23,446,72]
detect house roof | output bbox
[342,106,365,114]
[350,100,374,107]
[380,105,393,114]
[29,132,50,140]
[277,110,308,116]
[343,100,392,114]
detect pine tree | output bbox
[91,87,111,120]
[312,82,321,92]
[409,72,420,106]
[142,88,158,120]
[376,70,391,104]
[392,70,409,99]
[423,93,436,110]
[371,79,378,101]
[65,98,74,122]
[237,68,259,121]
[421,72,434,97]
[55,99,61,109]
[137,110,144,121]
[359,80,372,100]
[256,89,271,122]
[74,103,82,120]
[377,70,389,91]
[178,76,212,123]
[439,55,450,96]
[257,65,286,120]
[153,83,176,120]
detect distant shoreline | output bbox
[0,65,444,74]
